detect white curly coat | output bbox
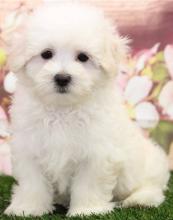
[5,3,169,217]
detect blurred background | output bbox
[0,0,173,175]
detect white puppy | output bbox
[5,3,169,217]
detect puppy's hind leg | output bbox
[122,186,165,208]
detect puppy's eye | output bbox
[77,52,89,62]
[41,49,54,60]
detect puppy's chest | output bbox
[45,109,91,141]
[36,109,92,160]
[34,109,93,180]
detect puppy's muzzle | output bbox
[54,73,72,93]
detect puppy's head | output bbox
[8,3,129,106]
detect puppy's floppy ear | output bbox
[101,24,130,77]
[4,12,30,74]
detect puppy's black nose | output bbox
[54,74,72,87]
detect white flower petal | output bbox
[4,72,17,93]
[158,81,173,119]
[135,53,148,73]
[166,104,173,119]
[124,76,153,105]
[164,45,173,79]
[2,11,18,30]
[158,81,173,109]
[135,102,159,128]
[3,9,28,31]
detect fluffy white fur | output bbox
[5,3,169,217]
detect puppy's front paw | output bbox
[4,202,53,217]
[67,202,115,217]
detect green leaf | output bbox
[150,120,173,152]
[149,52,164,65]
[141,66,153,78]
[150,81,167,100]
[155,52,165,62]
[0,48,7,67]
[152,62,169,82]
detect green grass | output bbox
[0,174,173,220]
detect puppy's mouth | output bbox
[57,87,69,94]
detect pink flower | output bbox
[0,106,9,138]
[0,142,11,175]
[0,107,11,175]
[116,71,129,92]
[0,106,7,120]
[135,43,160,73]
